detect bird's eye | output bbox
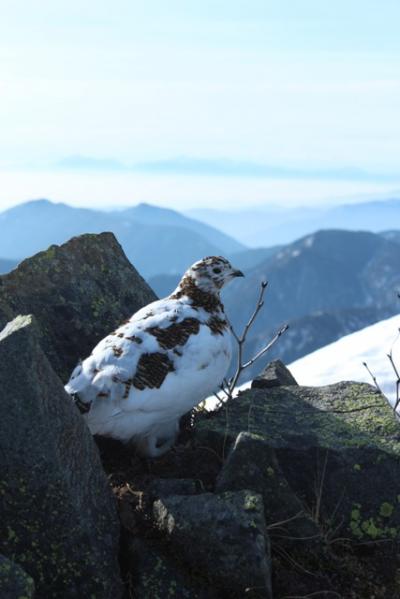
[213,267,221,274]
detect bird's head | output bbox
[183,256,244,294]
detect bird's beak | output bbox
[232,269,244,278]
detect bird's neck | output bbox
[171,275,223,313]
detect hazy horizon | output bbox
[1,178,400,215]
[1,1,399,211]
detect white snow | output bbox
[203,380,252,411]
[289,314,400,407]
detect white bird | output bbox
[65,256,243,457]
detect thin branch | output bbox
[212,392,224,409]
[216,280,288,405]
[313,450,329,525]
[242,324,289,369]
[239,280,268,343]
[362,361,382,393]
[387,351,400,412]
[266,510,307,531]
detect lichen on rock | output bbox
[0,232,157,382]
[0,314,123,598]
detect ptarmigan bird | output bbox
[65,256,243,457]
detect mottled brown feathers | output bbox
[125,335,143,343]
[207,315,228,335]
[147,317,200,349]
[132,352,175,390]
[171,275,223,313]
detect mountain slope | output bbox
[222,229,400,381]
[224,229,400,326]
[0,200,242,277]
[121,203,244,254]
[289,313,400,406]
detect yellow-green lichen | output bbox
[379,502,394,518]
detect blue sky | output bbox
[0,0,399,210]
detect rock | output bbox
[146,478,201,499]
[153,490,272,598]
[0,232,157,381]
[0,315,123,598]
[0,554,35,599]
[216,432,319,542]
[128,539,216,599]
[195,382,400,543]
[251,359,298,388]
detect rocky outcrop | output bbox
[0,315,123,598]
[251,358,298,388]
[190,372,400,597]
[0,554,35,599]
[216,432,320,543]
[0,232,157,381]
[153,490,272,598]
[1,231,399,598]
[195,379,400,542]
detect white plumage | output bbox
[65,256,243,457]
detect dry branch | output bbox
[219,280,288,402]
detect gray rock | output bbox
[195,382,400,543]
[153,490,272,598]
[128,539,216,599]
[146,478,201,498]
[0,232,157,382]
[216,432,319,543]
[0,315,123,598]
[251,359,298,388]
[0,554,35,599]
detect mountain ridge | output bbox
[0,199,244,277]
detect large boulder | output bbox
[195,380,400,542]
[0,315,123,598]
[128,539,217,599]
[0,232,157,381]
[0,554,35,599]
[152,490,272,598]
[216,432,320,542]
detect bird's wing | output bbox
[65,297,207,410]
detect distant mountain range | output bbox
[221,229,400,381]
[148,245,282,298]
[0,200,244,278]
[145,228,400,383]
[188,198,400,246]
[1,199,399,383]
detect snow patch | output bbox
[289,314,400,408]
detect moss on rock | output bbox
[0,232,156,381]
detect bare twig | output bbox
[312,450,329,525]
[363,320,400,415]
[362,361,382,393]
[387,348,400,412]
[212,392,225,409]
[242,324,289,369]
[266,510,307,531]
[220,280,288,402]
